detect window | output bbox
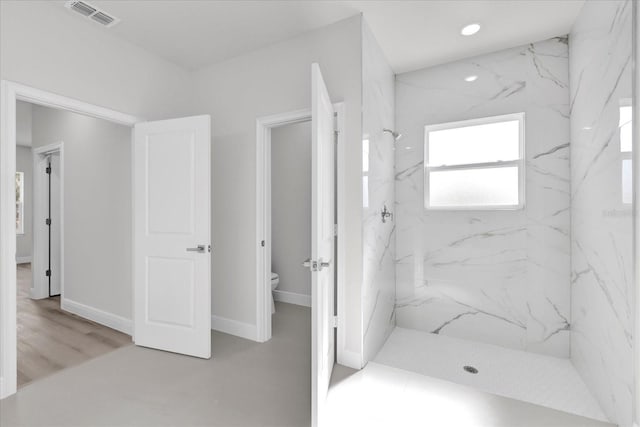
[16,172,24,234]
[619,104,632,205]
[424,113,525,209]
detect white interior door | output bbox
[133,115,211,359]
[310,63,336,427]
[48,153,61,297]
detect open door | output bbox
[310,63,336,427]
[133,115,211,359]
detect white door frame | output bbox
[31,142,64,300]
[255,103,346,351]
[0,80,142,399]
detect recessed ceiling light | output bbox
[461,23,481,36]
[465,75,478,82]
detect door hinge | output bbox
[45,218,51,226]
[334,224,338,236]
[45,166,51,174]
[331,316,338,328]
[261,240,265,247]
[45,269,51,277]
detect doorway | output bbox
[13,101,135,388]
[0,81,142,398]
[270,119,313,317]
[32,143,62,300]
[255,104,345,346]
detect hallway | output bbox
[16,263,131,387]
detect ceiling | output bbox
[57,0,585,74]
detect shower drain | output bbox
[463,365,479,374]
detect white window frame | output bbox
[424,112,526,211]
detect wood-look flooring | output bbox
[17,263,131,388]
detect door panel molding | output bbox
[133,115,211,359]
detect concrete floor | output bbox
[2,300,616,427]
[1,302,311,427]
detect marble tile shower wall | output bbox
[362,22,396,363]
[395,37,572,358]
[569,1,634,425]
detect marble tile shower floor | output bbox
[372,327,609,423]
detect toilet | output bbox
[270,272,279,313]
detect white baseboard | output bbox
[0,376,13,400]
[15,256,31,264]
[29,287,49,300]
[273,289,311,307]
[211,315,257,341]
[0,377,7,400]
[338,349,362,370]
[61,298,132,336]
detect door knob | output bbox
[186,245,210,253]
[302,258,331,272]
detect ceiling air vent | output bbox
[64,1,120,28]
[90,11,115,26]
[68,1,95,16]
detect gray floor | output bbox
[1,302,311,427]
[2,301,615,427]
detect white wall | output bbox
[16,101,32,147]
[31,105,132,321]
[570,1,634,425]
[1,0,199,394]
[193,15,363,360]
[361,22,396,363]
[635,4,640,426]
[271,121,312,299]
[2,1,366,365]
[0,1,194,120]
[15,146,32,261]
[16,101,34,261]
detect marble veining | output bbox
[569,1,634,425]
[395,37,572,357]
[362,22,396,362]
